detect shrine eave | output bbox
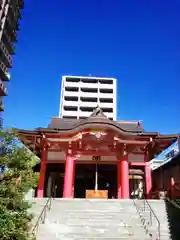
[16,127,179,148]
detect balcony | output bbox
[16,6,22,20]
[0,0,3,9]
[8,4,20,31]
[64,91,79,97]
[5,16,18,42]
[99,83,114,89]
[63,100,78,107]
[79,82,99,89]
[2,29,15,54]
[65,81,80,88]
[0,41,13,68]
[62,110,78,117]
[98,102,114,108]
[0,99,4,112]
[79,91,98,98]
[78,111,93,117]
[0,79,8,96]
[79,101,98,108]
[0,61,10,81]
[18,0,24,9]
[99,92,115,98]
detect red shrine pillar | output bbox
[63,154,75,198]
[120,155,129,199]
[37,146,47,198]
[145,162,152,199]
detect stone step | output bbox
[37,224,150,240]
[32,199,171,240]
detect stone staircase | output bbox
[135,200,171,240]
[31,199,151,240]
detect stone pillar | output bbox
[63,154,75,198]
[37,147,47,198]
[117,160,121,199]
[145,162,152,199]
[121,155,129,199]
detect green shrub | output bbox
[0,130,39,240]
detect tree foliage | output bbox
[0,130,39,240]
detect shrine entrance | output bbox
[74,164,117,199]
[45,163,65,198]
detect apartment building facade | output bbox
[0,0,24,126]
[59,75,117,120]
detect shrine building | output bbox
[17,107,179,199]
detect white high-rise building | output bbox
[59,75,117,120]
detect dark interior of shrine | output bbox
[34,162,145,199]
[44,163,65,198]
[74,164,117,199]
[43,163,117,198]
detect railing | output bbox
[32,197,52,235]
[133,195,160,240]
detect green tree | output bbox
[0,130,39,240]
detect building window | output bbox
[66,77,80,83]
[65,86,78,92]
[81,78,98,84]
[80,97,97,102]
[99,98,113,103]
[81,88,98,93]
[99,79,113,84]
[80,107,94,112]
[64,96,78,101]
[64,106,78,111]
[101,108,113,113]
[99,88,113,94]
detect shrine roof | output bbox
[48,118,144,133]
[47,106,144,133]
[16,107,179,143]
[15,107,180,158]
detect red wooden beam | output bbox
[44,133,82,139]
[47,141,68,147]
[48,149,65,152]
[46,160,149,165]
[129,162,147,166]
[74,150,117,156]
[46,160,65,164]
[47,139,149,146]
[46,160,118,164]
[76,160,117,164]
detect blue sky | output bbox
[3,0,180,134]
